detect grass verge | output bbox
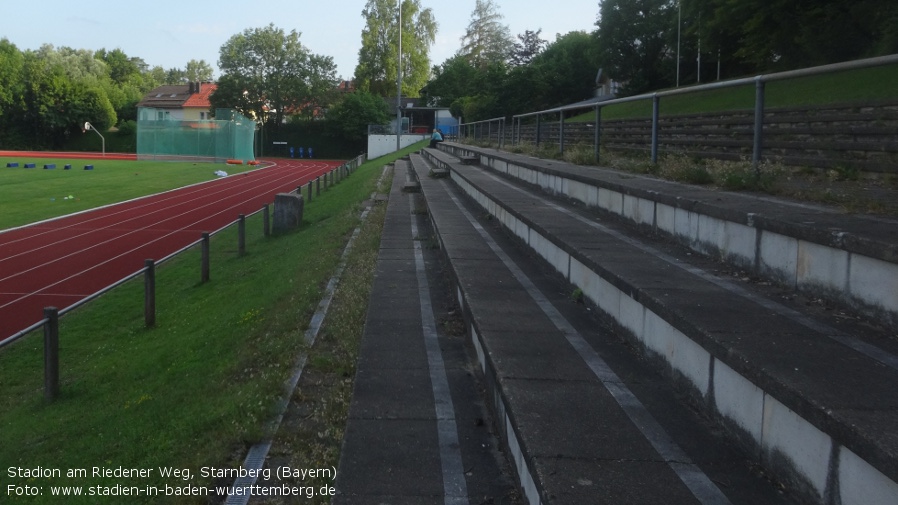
[0,142,421,504]
[0,158,254,230]
[254,168,391,504]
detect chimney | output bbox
[188,82,195,94]
[196,82,201,94]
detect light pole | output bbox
[676,0,681,87]
[84,122,105,156]
[396,0,403,153]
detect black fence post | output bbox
[651,94,660,164]
[559,111,566,156]
[44,307,59,400]
[201,232,210,283]
[535,115,542,148]
[263,204,270,237]
[307,181,313,202]
[316,176,321,196]
[594,105,602,163]
[144,259,156,328]
[752,77,766,176]
[238,215,246,256]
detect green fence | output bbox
[137,108,256,163]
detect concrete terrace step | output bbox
[437,143,898,331]
[408,153,798,505]
[417,147,898,505]
[333,162,519,504]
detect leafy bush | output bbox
[116,120,137,136]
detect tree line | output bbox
[0,40,214,149]
[1,0,895,149]
[416,0,898,123]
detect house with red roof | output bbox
[136,82,217,121]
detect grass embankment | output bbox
[0,158,253,230]
[506,63,898,215]
[590,62,898,120]
[0,143,419,503]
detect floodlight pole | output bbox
[676,0,681,87]
[396,0,402,153]
[84,122,106,156]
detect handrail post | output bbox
[651,94,660,164]
[499,117,505,149]
[513,117,519,146]
[44,307,59,400]
[536,115,542,148]
[559,111,565,156]
[144,259,156,328]
[594,105,602,163]
[752,76,766,175]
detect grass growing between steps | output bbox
[0,142,422,504]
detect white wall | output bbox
[367,134,427,159]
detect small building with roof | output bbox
[136,82,217,121]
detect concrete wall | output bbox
[441,144,898,330]
[423,149,898,505]
[367,134,427,159]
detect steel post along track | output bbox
[0,155,364,348]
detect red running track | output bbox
[0,158,342,341]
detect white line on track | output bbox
[0,161,327,255]
[0,160,338,318]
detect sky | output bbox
[1,0,600,81]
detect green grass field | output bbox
[583,62,898,121]
[0,143,421,503]
[0,158,254,230]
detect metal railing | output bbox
[460,54,898,172]
[0,154,367,399]
[459,117,507,148]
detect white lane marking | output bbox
[408,192,470,505]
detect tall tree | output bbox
[355,0,437,97]
[184,59,214,82]
[530,31,600,106]
[19,49,116,147]
[510,29,548,67]
[325,91,392,145]
[96,48,141,85]
[458,0,513,68]
[212,24,338,128]
[420,55,480,108]
[696,0,898,72]
[0,39,25,126]
[595,0,674,95]
[165,67,186,84]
